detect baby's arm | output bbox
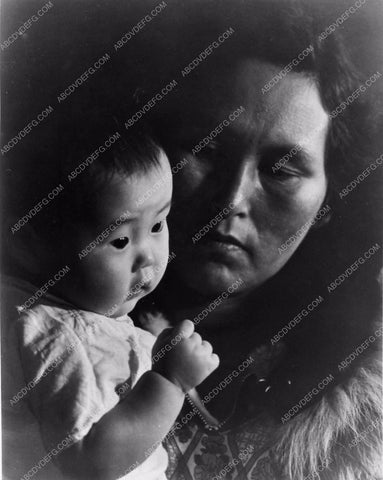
[59,320,218,479]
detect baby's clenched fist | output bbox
[152,320,219,393]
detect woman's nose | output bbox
[213,157,256,217]
[131,243,155,273]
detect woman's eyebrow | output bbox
[260,144,314,165]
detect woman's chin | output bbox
[177,260,251,297]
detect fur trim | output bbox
[273,351,382,480]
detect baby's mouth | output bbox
[125,280,152,300]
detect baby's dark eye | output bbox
[110,237,129,249]
[151,221,164,233]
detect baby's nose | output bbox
[131,244,155,273]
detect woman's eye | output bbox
[110,237,130,249]
[151,220,164,233]
[260,163,299,180]
[272,168,297,178]
[193,142,220,159]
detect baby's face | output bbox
[59,152,172,317]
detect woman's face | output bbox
[162,59,329,297]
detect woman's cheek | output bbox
[254,178,324,246]
[295,175,327,218]
[171,157,207,230]
[278,179,327,239]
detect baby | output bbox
[2,119,219,480]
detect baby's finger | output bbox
[173,319,195,339]
[210,353,220,370]
[201,340,213,354]
[190,332,202,345]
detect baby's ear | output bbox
[4,218,50,278]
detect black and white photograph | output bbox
[1,1,382,479]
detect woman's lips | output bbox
[201,231,249,252]
[205,241,243,251]
[196,231,251,259]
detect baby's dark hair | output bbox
[4,108,164,256]
[57,112,164,229]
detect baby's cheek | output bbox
[154,242,170,281]
[83,256,124,293]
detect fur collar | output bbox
[273,349,382,480]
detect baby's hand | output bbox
[152,320,219,393]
